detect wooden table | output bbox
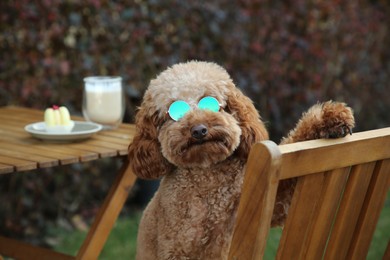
[0,106,137,260]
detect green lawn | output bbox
[52,212,141,259]
[53,197,389,259]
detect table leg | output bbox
[76,159,137,260]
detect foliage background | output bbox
[1,0,389,248]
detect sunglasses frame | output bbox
[167,96,221,121]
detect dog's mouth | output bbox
[179,137,228,154]
[190,137,227,147]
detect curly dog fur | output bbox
[128,61,355,259]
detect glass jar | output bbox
[82,76,125,129]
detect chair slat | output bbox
[228,141,281,260]
[302,167,351,259]
[324,162,376,260]
[277,173,326,259]
[347,159,390,259]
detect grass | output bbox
[52,212,141,259]
[53,196,389,259]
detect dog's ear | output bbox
[226,85,269,160]
[128,102,174,179]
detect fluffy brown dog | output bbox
[128,61,354,259]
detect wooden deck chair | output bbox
[228,127,390,260]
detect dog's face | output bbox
[158,92,242,168]
[129,61,268,179]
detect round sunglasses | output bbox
[168,96,221,121]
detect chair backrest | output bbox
[228,127,390,260]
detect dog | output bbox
[128,61,355,259]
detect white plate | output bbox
[25,121,102,141]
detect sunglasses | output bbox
[168,96,221,121]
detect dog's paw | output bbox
[319,101,355,139]
[281,101,355,144]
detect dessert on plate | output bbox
[44,105,75,133]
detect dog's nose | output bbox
[191,124,208,140]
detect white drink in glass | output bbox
[83,76,125,129]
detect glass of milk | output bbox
[82,76,125,129]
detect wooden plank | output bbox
[0,137,108,164]
[228,141,282,260]
[0,236,74,260]
[0,141,61,167]
[0,146,59,168]
[69,143,118,158]
[0,140,78,166]
[84,138,128,154]
[0,163,14,174]
[0,137,92,164]
[0,125,34,139]
[0,131,99,163]
[91,133,132,145]
[98,127,135,137]
[347,159,390,259]
[302,167,350,259]
[324,162,376,260]
[0,115,41,125]
[0,107,42,119]
[279,128,390,179]
[276,173,325,259]
[56,143,101,161]
[0,155,37,172]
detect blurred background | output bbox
[0,0,389,257]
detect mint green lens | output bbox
[198,96,220,112]
[168,100,191,121]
